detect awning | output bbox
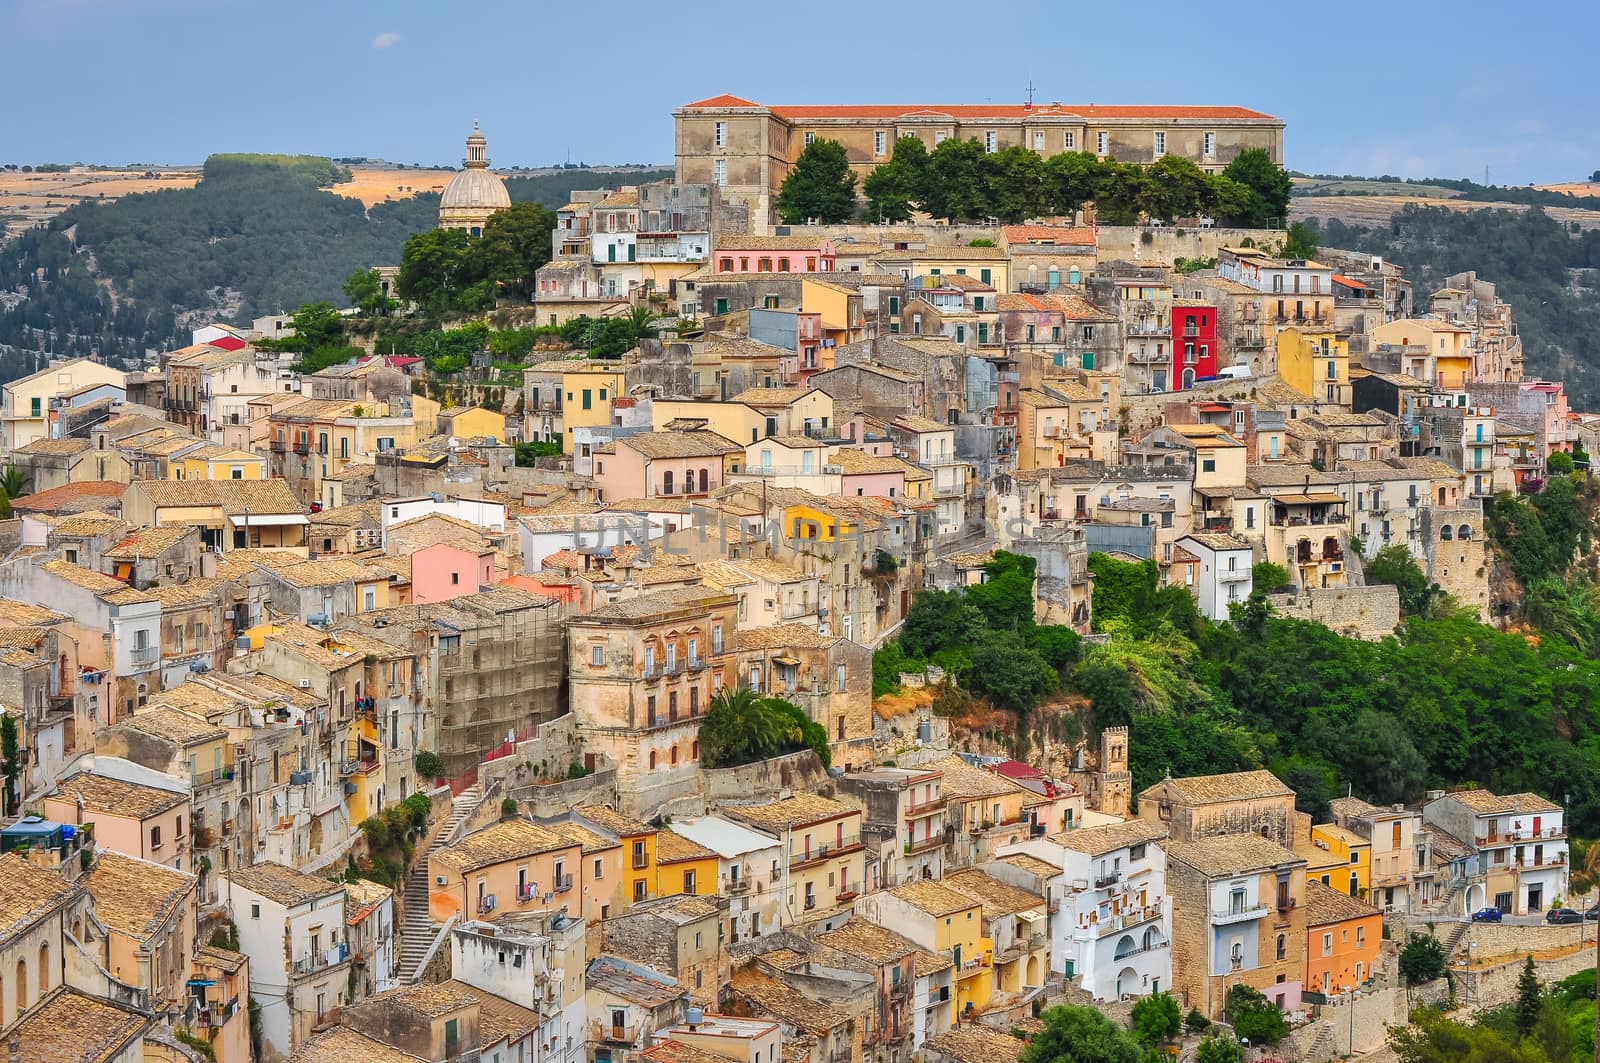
[231,513,310,526]
[1273,492,1345,505]
[771,654,802,667]
[1018,908,1045,923]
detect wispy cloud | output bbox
[371,30,400,50]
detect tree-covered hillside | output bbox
[0,159,672,381]
[1309,206,1600,406]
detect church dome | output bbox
[439,121,511,232]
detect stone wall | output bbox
[1268,585,1400,640]
[1093,226,1287,269]
[509,769,619,819]
[703,748,829,806]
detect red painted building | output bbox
[1172,302,1219,389]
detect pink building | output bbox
[593,429,743,502]
[713,236,835,274]
[411,542,501,604]
[43,771,191,873]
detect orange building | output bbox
[1303,881,1382,996]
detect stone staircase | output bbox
[396,784,479,983]
[1427,879,1467,919]
[1438,919,1470,959]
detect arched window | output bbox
[691,740,700,760]
[36,943,47,993]
[670,746,679,766]
[648,750,657,770]
[1182,368,1196,390]
[1441,526,1453,541]
[1458,524,1471,540]
[1275,933,1286,961]
[15,958,26,1012]
[1142,926,1161,950]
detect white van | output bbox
[1217,365,1253,380]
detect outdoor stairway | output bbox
[1439,919,1470,960]
[396,784,480,983]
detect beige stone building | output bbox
[1165,834,1308,1019]
[675,96,1284,228]
[438,121,511,235]
[1137,769,1297,846]
[566,586,738,815]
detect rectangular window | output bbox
[874,131,886,155]
[1064,131,1075,150]
[1096,131,1108,155]
[1203,131,1216,157]
[713,159,726,186]
[30,397,41,417]
[714,121,726,147]
[1153,131,1166,157]
[804,131,815,146]
[590,645,604,666]
[984,131,997,152]
[1033,132,1045,150]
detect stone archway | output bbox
[1026,954,1042,987]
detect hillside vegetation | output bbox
[1310,206,1600,406]
[0,157,670,379]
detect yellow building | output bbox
[800,277,870,347]
[1371,319,1475,389]
[562,364,629,438]
[1,356,127,452]
[580,804,661,908]
[874,247,1009,294]
[341,713,385,827]
[440,405,510,441]
[1296,822,1371,899]
[856,880,993,1016]
[1276,327,1350,406]
[654,828,721,898]
[171,445,267,481]
[653,388,835,446]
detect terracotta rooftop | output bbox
[814,918,919,965]
[82,851,196,941]
[887,880,979,917]
[1166,835,1305,878]
[431,819,578,874]
[224,861,345,908]
[1141,769,1292,805]
[9,480,126,514]
[286,1025,418,1063]
[729,967,848,1035]
[9,987,149,1063]
[725,794,857,833]
[655,828,718,865]
[0,852,83,944]
[52,772,185,818]
[1305,879,1382,927]
[921,1025,1027,1063]
[115,706,228,747]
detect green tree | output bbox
[1277,221,1321,261]
[0,713,18,813]
[1018,1004,1142,1063]
[1043,152,1107,218]
[465,201,556,301]
[1251,561,1290,592]
[413,750,443,779]
[986,146,1049,223]
[1203,174,1256,225]
[1193,1030,1242,1063]
[397,226,475,315]
[969,629,1057,712]
[1130,991,1182,1046]
[1364,544,1440,617]
[922,138,994,222]
[1224,984,1288,1045]
[863,136,928,222]
[1221,148,1293,227]
[1515,956,1543,1037]
[285,300,345,351]
[1398,932,1447,986]
[1092,161,1150,226]
[0,465,30,501]
[776,139,857,224]
[1549,450,1575,475]
[343,267,394,316]
[1141,156,1211,221]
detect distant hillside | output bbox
[1308,206,1600,406]
[0,160,673,377]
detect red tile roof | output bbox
[989,760,1045,781]
[683,94,760,109]
[1002,225,1098,245]
[682,99,1278,122]
[10,480,127,514]
[210,335,247,351]
[1332,274,1373,291]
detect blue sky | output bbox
[2,0,1596,184]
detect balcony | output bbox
[130,646,159,666]
[591,1022,636,1044]
[1211,902,1269,925]
[790,837,863,870]
[904,832,945,856]
[1128,349,1172,364]
[906,794,946,817]
[340,755,380,777]
[293,441,309,455]
[553,873,574,893]
[725,878,752,895]
[270,439,286,453]
[1218,569,1251,583]
[1094,870,1122,889]
[291,942,348,975]
[1513,853,1567,872]
[1504,826,1567,842]
[1127,325,1172,338]
[518,884,536,904]
[190,766,234,789]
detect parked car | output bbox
[1470,907,1503,923]
[1546,907,1583,924]
[1586,907,1599,921]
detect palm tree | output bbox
[0,465,28,500]
[622,305,660,344]
[700,687,779,767]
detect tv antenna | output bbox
[1026,78,1035,107]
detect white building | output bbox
[669,814,785,943]
[451,913,589,1063]
[1422,789,1569,915]
[1001,818,1171,1001]
[1174,532,1254,621]
[381,494,508,542]
[224,862,350,1061]
[344,879,397,999]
